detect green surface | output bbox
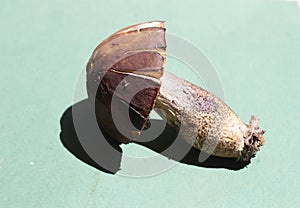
[1,0,300,207]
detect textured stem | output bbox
[154,71,265,160]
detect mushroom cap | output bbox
[86,21,166,143]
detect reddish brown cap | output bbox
[86,21,166,143]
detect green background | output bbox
[1,0,300,207]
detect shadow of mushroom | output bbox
[59,99,251,175]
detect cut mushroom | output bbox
[86,21,265,161]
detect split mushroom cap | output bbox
[86,21,167,143]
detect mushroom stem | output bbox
[154,71,265,161]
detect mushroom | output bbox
[86,21,265,161]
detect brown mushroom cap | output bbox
[86,21,166,143]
